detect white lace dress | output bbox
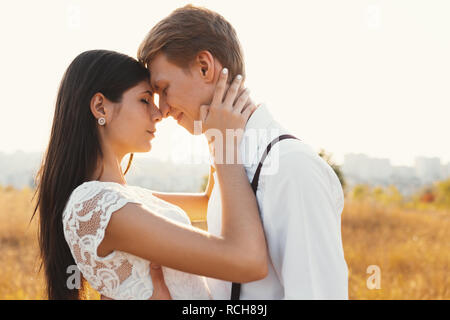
[62,181,212,300]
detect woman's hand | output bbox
[100,262,172,300]
[200,68,257,164]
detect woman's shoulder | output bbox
[65,181,190,225]
[71,180,135,199]
[63,181,140,218]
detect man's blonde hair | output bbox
[137,5,245,80]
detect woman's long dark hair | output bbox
[31,50,150,299]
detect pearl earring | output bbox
[98,117,106,126]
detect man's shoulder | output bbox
[262,135,336,184]
[265,134,319,165]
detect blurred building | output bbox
[443,162,450,179]
[414,157,442,184]
[2,151,449,198]
[343,153,448,196]
[342,153,392,182]
[0,151,209,192]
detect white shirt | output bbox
[205,104,348,299]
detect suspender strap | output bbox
[251,134,300,194]
[230,134,300,300]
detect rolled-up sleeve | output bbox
[260,149,348,299]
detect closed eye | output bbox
[141,99,150,105]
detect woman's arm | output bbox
[100,170,265,283]
[99,70,267,283]
[151,165,215,221]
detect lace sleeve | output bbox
[62,182,142,296]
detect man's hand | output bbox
[100,262,172,300]
[147,263,172,300]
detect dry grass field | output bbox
[0,187,44,299]
[342,200,449,299]
[0,186,448,299]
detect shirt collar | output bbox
[210,103,278,170]
[240,103,277,168]
[244,103,274,132]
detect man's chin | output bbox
[175,120,195,135]
[177,118,202,136]
[185,124,199,136]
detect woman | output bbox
[32,50,268,299]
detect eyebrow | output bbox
[150,77,161,92]
[141,90,153,95]
[149,76,156,91]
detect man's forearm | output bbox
[152,165,215,221]
[151,192,209,221]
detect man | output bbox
[138,5,348,299]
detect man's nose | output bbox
[158,100,171,119]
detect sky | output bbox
[0,0,449,167]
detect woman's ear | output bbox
[196,50,216,83]
[90,93,108,123]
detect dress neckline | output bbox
[82,180,128,187]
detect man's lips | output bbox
[175,112,184,121]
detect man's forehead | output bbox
[149,69,161,90]
[150,67,173,91]
[149,59,167,85]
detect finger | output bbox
[241,103,258,121]
[149,263,163,299]
[150,262,161,270]
[199,105,210,124]
[149,263,164,286]
[233,88,251,114]
[240,97,254,114]
[150,263,164,285]
[149,263,172,300]
[211,68,229,106]
[233,86,247,106]
[223,74,243,108]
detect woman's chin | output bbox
[135,142,152,153]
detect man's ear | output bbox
[196,50,216,83]
[90,93,108,123]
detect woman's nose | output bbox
[152,107,163,123]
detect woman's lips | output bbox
[146,130,155,137]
